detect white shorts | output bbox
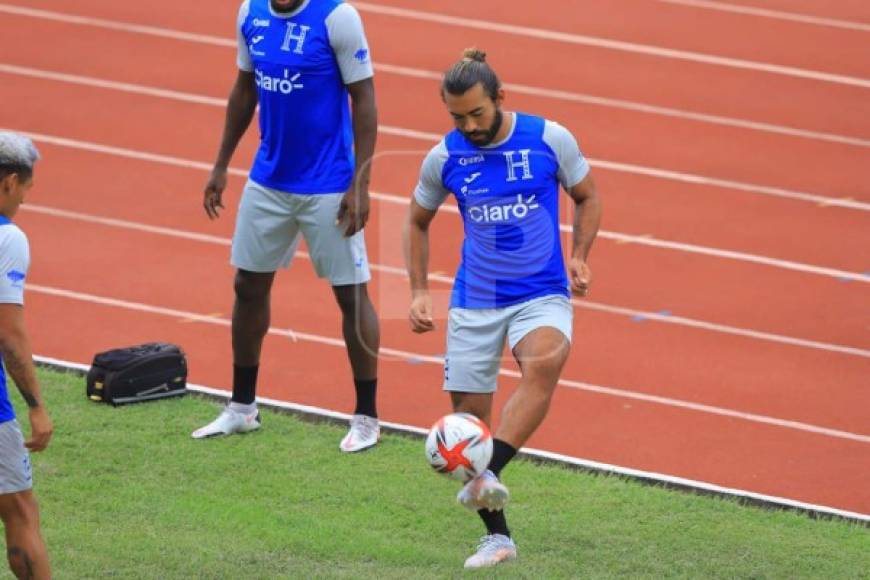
[231,180,372,286]
[0,420,32,495]
[444,294,573,394]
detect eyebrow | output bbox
[451,107,484,119]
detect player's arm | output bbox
[328,3,378,236]
[405,199,439,333]
[203,70,257,220]
[566,174,601,297]
[204,2,259,219]
[0,304,52,451]
[337,78,378,236]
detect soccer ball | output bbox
[425,413,493,481]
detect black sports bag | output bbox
[86,343,188,405]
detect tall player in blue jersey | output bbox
[195,0,382,452]
[0,132,53,579]
[405,49,602,568]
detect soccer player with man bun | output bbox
[405,49,601,568]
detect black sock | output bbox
[478,509,510,538]
[353,378,377,418]
[488,439,517,478]
[231,364,259,405]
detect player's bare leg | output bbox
[0,491,50,580]
[498,327,570,447]
[334,283,381,452]
[192,269,274,439]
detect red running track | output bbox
[1,1,868,515]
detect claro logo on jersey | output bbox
[256,69,304,94]
[467,194,540,223]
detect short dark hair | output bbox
[0,164,33,183]
[441,48,501,101]
[0,132,39,182]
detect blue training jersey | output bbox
[236,0,374,194]
[0,215,30,423]
[414,113,590,309]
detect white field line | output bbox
[20,203,870,359]
[9,127,870,285]
[27,285,870,445]
[33,353,870,522]
[352,1,870,88]
[0,4,867,148]
[2,64,867,211]
[658,0,870,32]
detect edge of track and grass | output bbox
[34,354,869,526]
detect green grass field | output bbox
[6,367,868,579]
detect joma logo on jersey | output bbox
[468,194,539,223]
[503,149,534,182]
[281,22,310,54]
[255,69,304,94]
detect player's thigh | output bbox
[231,180,301,273]
[296,193,371,286]
[508,295,572,377]
[444,306,510,394]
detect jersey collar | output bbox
[269,0,311,18]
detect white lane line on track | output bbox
[9,127,870,285]
[27,284,870,444]
[351,1,870,88]
[657,0,870,32]
[0,5,867,149]
[32,354,870,522]
[20,203,870,359]
[3,64,867,211]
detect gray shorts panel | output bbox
[444,295,573,394]
[0,420,32,495]
[231,180,371,285]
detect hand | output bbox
[26,406,53,452]
[409,292,435,333]
[203,167,228,220]
[336,184,370,237]
[568,257,592,297]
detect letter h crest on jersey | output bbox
[281,22,310,54]
[503,149,534,182]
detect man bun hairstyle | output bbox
[442,48,501,101]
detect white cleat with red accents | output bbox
[339,414,380,453]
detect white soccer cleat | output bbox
[339,414,380,453]
[457,469,510,512]
[464,534,517,569]
[191,406,261,439]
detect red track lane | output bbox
[355,0,870,77]
[717,0,870,22]
[19,189,870,434]
[13,0,870,77]
[3,8,870,141]
[4,17,869,201]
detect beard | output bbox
[271,0,302,13]
[463,108,504,147]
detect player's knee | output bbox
[333,284,369,314]
[234,271,271,303]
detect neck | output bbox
[491,111,514,146]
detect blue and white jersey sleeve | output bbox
[543,121,590,191]
[326,3,373,85]
[413,141,450,211]
[0,226,29,305]
[236,0,253,71]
